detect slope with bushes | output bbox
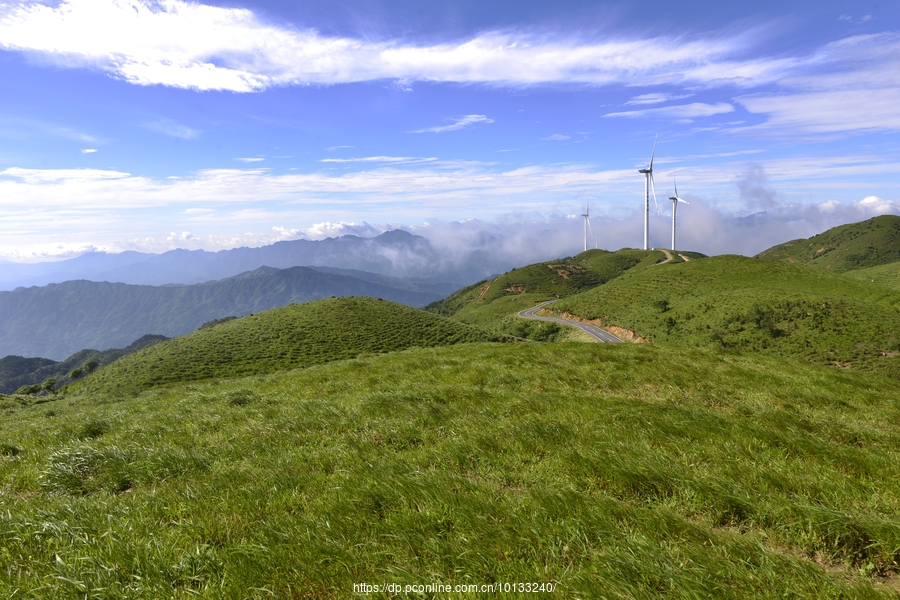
[756,214,900,272]
[555,255,900,376]
[427,249,682,339]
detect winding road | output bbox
[518,300,623,343]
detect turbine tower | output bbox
[581,203,595,252]
[637,136,659,250]
[668,180,689,251]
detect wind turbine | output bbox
[638,136,659,250]
[668,179,689,251]
[581,203,596,252]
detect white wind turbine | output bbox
[638,136,659,250]
[581,203,596,252]
[668,180,689,251]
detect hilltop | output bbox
[427,248,704,339]
[756,215,900,272]
[0,265,445,359]
[69,297,506,395]
[554,254,900,376]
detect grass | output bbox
[845,262,900,291]
[68,297,506,395]
[756,215,900,272]
[1,343,900,597]
[426,249,675,341]
[426,249,663,318]
[555,254,900,377]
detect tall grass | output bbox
[1,343,899,597]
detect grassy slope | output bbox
[1,343,900,597]
[756,214,900,272]
[427,249,671,341]
[555,255,900,376]
[69,297,503,395]
[845,261,900,291]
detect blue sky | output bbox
[0,0,899,262]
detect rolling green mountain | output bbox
[69,297,507,395]
[3,343,900,597]
[427,248,704,339]
[554,254,900,376]
[0,265,445,360]
[756,214,900,272]
[0,334,168,395]
[427,249,658,317]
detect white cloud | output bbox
[626,93,693,105]
[412,115,493,134]
[145,119,200,139]
[0,167,130,183]
[0,0,796,92]
[734,33,900,135]
[320,156,437,164]
[80,148,97,153]
[604,102,735,121]
[235,157,264,163]
[542,134,570,141]
[0,157,898,261]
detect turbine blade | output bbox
[674,178,678,198]
[650,174,659,216]
[587,217,595,247]
[649,134,658,171]
[676,197,689,204]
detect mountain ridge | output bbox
[0,230,505,290]
[0,265,447,359]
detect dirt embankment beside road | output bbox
[536,309,651,343]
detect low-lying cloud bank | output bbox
[296,194,899,269]
[4,195,895,267]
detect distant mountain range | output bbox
[0,230,510,291]
[0,265,451,359]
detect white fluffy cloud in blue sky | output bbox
[0,0,898,260]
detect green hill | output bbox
[756,215,900,272]
[69,297,505,395]
[0,265,445,360]
[2,343,900,597]
[554,255,900,376]
[426,249,686,339]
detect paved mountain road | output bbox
[517,300,623,343]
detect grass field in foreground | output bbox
[2,343,900,597]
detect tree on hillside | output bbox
[84,360,99,374]
[69,368,84,379]
[41,378,57,395]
